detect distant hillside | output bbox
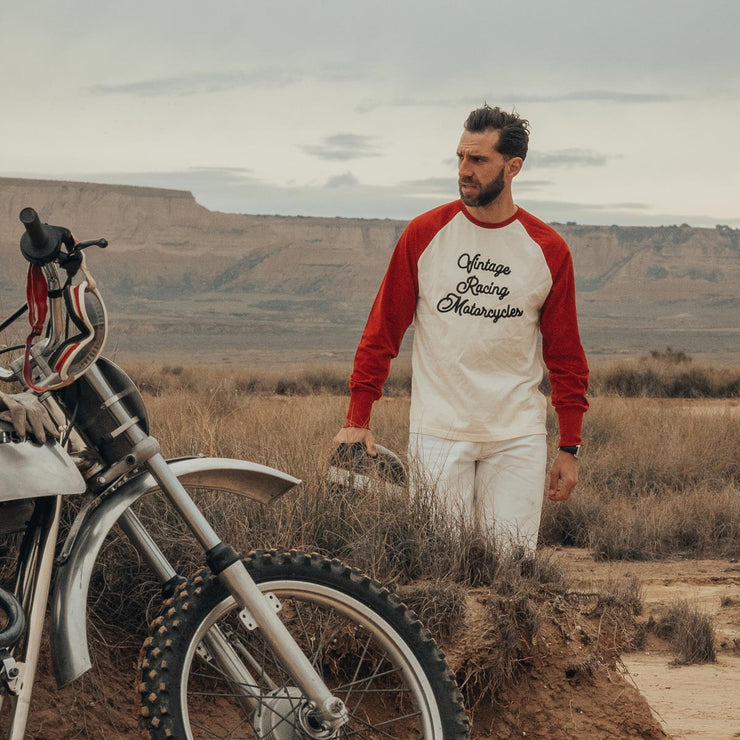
[0,177,737,365]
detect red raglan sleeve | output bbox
[539,240,590,446]
[345,226,420,428]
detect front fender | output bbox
[51,457,300,688]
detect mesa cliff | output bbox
[0,177,737,363]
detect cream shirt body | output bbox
[411,211,552,441]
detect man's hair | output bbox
[464,104,529,161]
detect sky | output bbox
[1,0,739,228]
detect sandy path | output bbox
[551,547,740,739]
[622,653,740,739]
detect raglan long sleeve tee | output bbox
[346,201,589,446]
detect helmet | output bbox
[328,442,408,490]
[23,266,107,392]
[48,280,107,384]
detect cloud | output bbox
[516,197,661,226]
[325,171,359,188]
[188,166,255,176]
[520,90,681,104]
[356,90,682,113]
[314,66,371,84]
[527,149,610,168]
[514,179,555,191]
[302,134,383,161]
[525,199,650,213]
[401,177,456,193]
[89,70,296,97]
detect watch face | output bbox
[560,445,581,458]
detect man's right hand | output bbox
[332,426,377,457]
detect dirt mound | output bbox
[470,620,666,739]
[439,588,667,740]
[10,584,668,739]
[7,648,140,739]
[13,548,712,739]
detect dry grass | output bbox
[126,361,413,399]
[5,361,732,633]
[92,369,669,702]
[652,600,717,664]
[124,354,738,400]
[129,361,740,562]
[58,359,730,712]
[540,396,740,558]
[589,352,739,398]
[108,360,740,571]
[2,359,736,721]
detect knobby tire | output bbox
[138,549,469,739]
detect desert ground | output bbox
[1,375,737,738]
[555,548,740,740]
[6,546,735,740]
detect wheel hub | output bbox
[254,687,339,740]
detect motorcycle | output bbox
[0,208,470,739]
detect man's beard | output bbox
[459,166,505,207]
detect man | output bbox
[333,104,589,552]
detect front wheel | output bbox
[139,549,469,739]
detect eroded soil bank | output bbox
[7,547,740,739]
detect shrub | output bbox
[590,356,739,398]
[653,600,716,664]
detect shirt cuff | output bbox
[346,391,376,429]
[557,408,585,447]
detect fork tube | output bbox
[145,454,221,551]
[116,508,177,584]
[144,443,346,725]
[82,365,220,553]
[201,626,260,712]
[9,498,62,740]
[117,499,262,711]
[214,558,347,728]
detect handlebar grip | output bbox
[19,207,64,265]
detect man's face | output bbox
[457,129,508,208]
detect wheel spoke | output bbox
[342,628,375,708]
[290,598,329,671]
[139,551,468,739]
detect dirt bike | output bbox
[0,207,470,739]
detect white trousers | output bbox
[408,433,548,553]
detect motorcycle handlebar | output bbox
[19,207,71,265]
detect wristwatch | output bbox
[559,445,581,458]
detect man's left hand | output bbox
[547,450,579,502]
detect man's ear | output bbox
[506,157,524,179]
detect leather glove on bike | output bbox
[0,391,59,443]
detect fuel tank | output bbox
[0,421,86,503]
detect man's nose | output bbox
[458,155,472,177]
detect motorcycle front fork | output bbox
[123,451,349,731]
[78,362,348,731]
